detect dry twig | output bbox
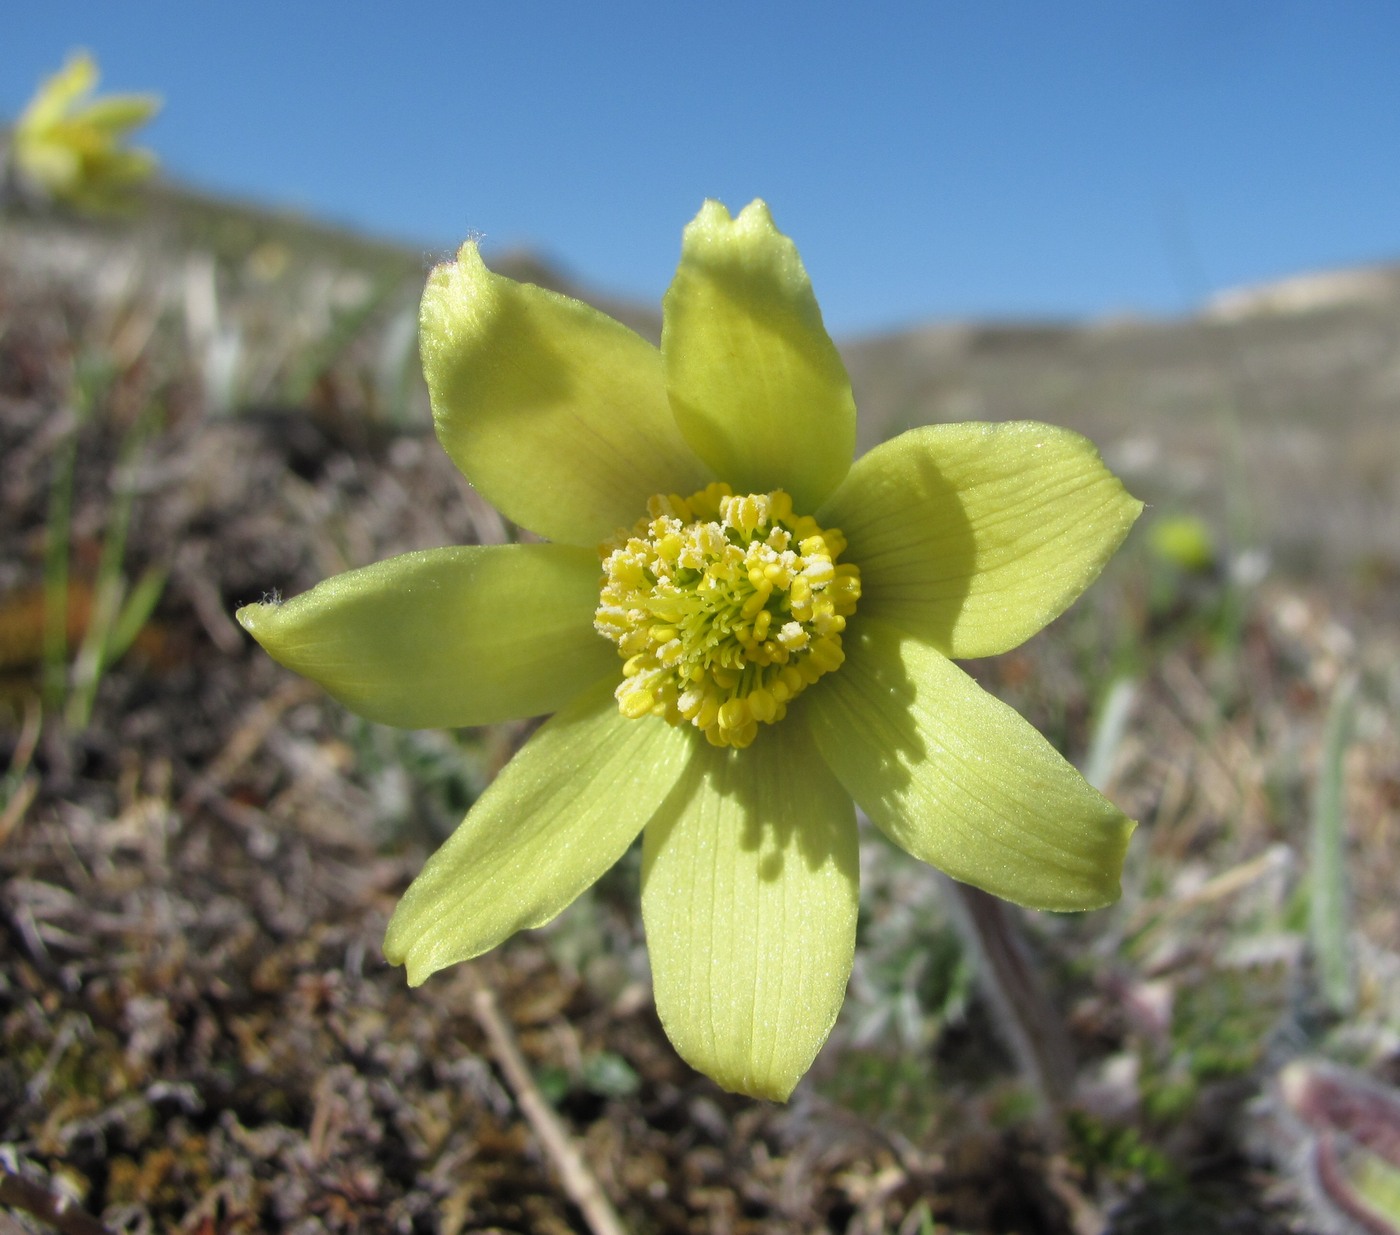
[470,986,630,1235]
[0,1168,113,1235]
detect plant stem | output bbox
[948,880,1076,1117]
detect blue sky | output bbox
[6,3,1400,336]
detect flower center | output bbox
[594,482,861,749]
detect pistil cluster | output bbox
[595,482,861,748]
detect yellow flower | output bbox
[9,52,160,212]
[238,200,1142,1100]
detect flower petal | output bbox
[818,422,1142,657]
[805,618,1134,911]
[662,200,856,512]
[236,544,617,728]
[421,244,709,545]
[18,52,97,130]
[385,681,696,983]
[641,718,859,1100]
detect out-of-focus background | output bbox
[8,2,1400,333]
[2,6,1398,1234]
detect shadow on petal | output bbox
[639,709,861,1099]
[820,435,977,654]
[645,716,859,885]
[807,617,1133,910]
[424,248,707,543]
[796,618,924,818]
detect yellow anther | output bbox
[740,584,771,619]
[808,637,845,673]
[747,687,777,723]
[718,698,750,731]
[695,694,721,730]
[595,485,860,748]
[723,492,769,536]
[620,688,656,718]
[777,621,808,651]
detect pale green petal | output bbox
[641,719,859,1101]
[805,618,1133,911]
[77,94,162,135]
[236,544,616,728]
[386,681,696,983]
[421,244,709,545]
[17,53,97,131]
[819,422,1142,658]
[662,200,856,512]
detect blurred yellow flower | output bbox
[9,52,160,212]
[1149,512,1217,573]
[239,200,1142,1099]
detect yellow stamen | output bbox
[594,484,861,748]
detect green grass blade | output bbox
[1310,673,1358,1016]
[105,565,167,665]
[64,405,156,730]
[41,426,76,716]
[1082,676,1138,793]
